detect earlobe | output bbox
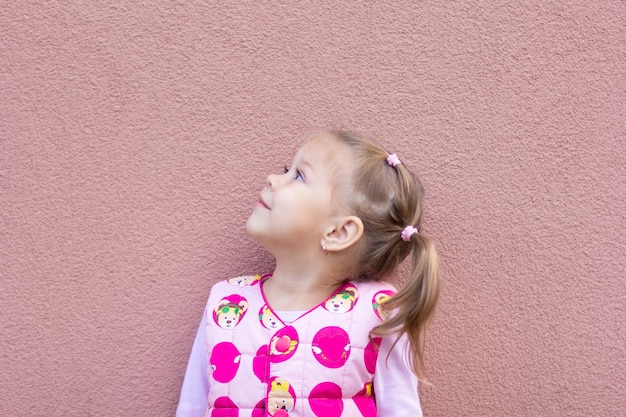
[323,216,364,252]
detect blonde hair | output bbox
[329,129,441,383]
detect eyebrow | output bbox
[298,160,315,175]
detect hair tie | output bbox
[386,153,401,168]
[401,225,419,241]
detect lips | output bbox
[257,195,270,209]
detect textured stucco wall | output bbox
[1,1,624,416]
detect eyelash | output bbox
[283,165,304,181]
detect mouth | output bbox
[256,195,270,209]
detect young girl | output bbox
[177,129,441,417]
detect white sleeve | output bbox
[176,312,209,417]
[373,335,422,417]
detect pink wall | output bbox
[1,1,624,416]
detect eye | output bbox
[284,165,304,182]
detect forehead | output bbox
[296,134,354,170]
[297,134,357,210]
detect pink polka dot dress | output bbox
[204,274,399,417]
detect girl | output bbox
[177,130,441,417]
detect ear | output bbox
[215,299,229,313]
[323,215,364,252]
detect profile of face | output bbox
[246,134,354,253]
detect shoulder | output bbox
[350,280,397,300]
[206,274,265,304]
[205,274,266,330]
[347,280,398,320]
[207,274,263,291]
[351,280,397,292]
[222,274,264,288]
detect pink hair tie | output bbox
[386,153,401,168]
[401,225,419,241]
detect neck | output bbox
[263,259,346,311]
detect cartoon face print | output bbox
[308,382,343,417]
[323,285,359,314]
[209,342,241,383]
[227,275,261,287]
[213,295,249,329]
[371,290,395,320]
[311,326,351,368]
[269,326,299,363]
[267,377,296,417]
[259,305,283,330]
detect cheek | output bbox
[281,189,332,213]
[273,193,300,212]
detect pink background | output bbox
[1,1,624,416]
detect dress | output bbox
[177,274,422,417]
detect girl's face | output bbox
[246,135,354,255]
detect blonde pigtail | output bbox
[328,129,441,383]
[373,233,441,383]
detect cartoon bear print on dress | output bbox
[371,289,395,320]
[259,304,284,330]
[267,377,296,417]
[308,382,343,417]
[227,275,261,287]
[269,326,299,363]
[311,326,351,368]
[213,294,248,329]
[210,342,241,383]
[323,285,359,313]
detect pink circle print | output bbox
[308,382,343,417]
[259,304,284,330]
[251,399,265,417]
[211,396,239,417]
[323,284,359,313]
[311,326,351,368]
[353,383,377,417]
[269,326,299,363]
[364,337,382,374]
[267,377,296,416]
[212,294,249,329]
[253,345,269,382]
[210,342,241,383]
[371,290,395,320]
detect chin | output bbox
[245,227,277,257]
[245,218,266,245]
[245,215,258,237]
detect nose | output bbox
[267,172,283,190]
[267,173,276,189]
